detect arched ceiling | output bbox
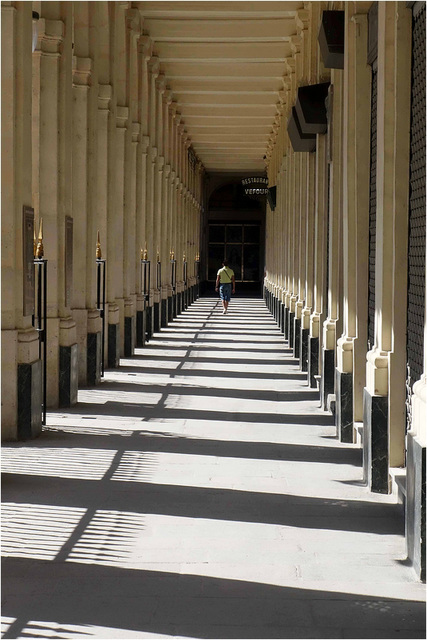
[137,1,305,173]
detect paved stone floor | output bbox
[2,297,426,639]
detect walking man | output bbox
[215,259,235,314]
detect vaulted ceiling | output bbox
[137,1,304,173]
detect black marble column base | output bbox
[17,359,42,440]
[108,323,120,368]
[59,343,78,407]
[288,312,295,350]
[293,317,301,360]
[363,388,389,494]
[124,316,134,357]
[173,294,178,318]
[336,369,353,443]
[87,332,102,386]
[146,307,152,342]
[154,301,161,333]
[406,432,426,581]
[301,328,309,372]
[284,307,289,342]
[178,292,183,314]
[161,298,168,328]
[136,310,146,348]
[168,297,174,323]
[308,336,319,388]
[279,302,285,334]
[321,348,335,410]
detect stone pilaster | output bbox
[336,7,371,442]
[321,68,343,413]
[364,2,412,493]
[1,3,42,439]
[37,9,77,408]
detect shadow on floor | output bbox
[2,557,425,639]
[2,470,403,535]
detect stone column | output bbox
[147,57,160,333]
[321,70,343,411]
[1,2,41,439]
[72,50,102,387]
[336,6,371,442]
[123,8,141,357]
[364,2,412,493]
[162,163,171,325]
[309,134,328,389]
[301,3,321,374]
[295,153,307,360]
[136,136,149,347]
[137,36,152,342]
[97,83,113,365]
[37,5,78,408]
[114,105,128,357]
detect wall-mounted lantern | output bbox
[295,83,330,135]
[318,11,345,69]
[287,107,316,153]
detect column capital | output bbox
[149,146,158,161]
[38,18,64,55]
[126,8,141,35]
[296,9,310,32]
[116,106,129,128]
[156,155,165,170]
[290,34,302,54]
[164,164,171,177]
[148,56,160,78]
[156,74,166,94]
[140,135,150,153]
[164,89,173,106]
[138,35,153,60]
[284,56,296,75]
[72,56,92,88]
[98,84,112,110]
[132,122,140,143]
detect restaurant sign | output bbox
[241,177,268,197]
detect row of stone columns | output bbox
[1,2,204,441]
[263,1,425,579]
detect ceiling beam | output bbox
[137,1,302,19]
[174,94,278,106]
[162,61,286,78]
[144,18,297,42]
[155,42,291,62]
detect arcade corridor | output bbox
[2,1,426,636]
[2,298,425,639]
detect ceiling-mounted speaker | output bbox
[287,107,316,153]
[318,11,345,69]
[267,186,276,210]
[295,82,330,135]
